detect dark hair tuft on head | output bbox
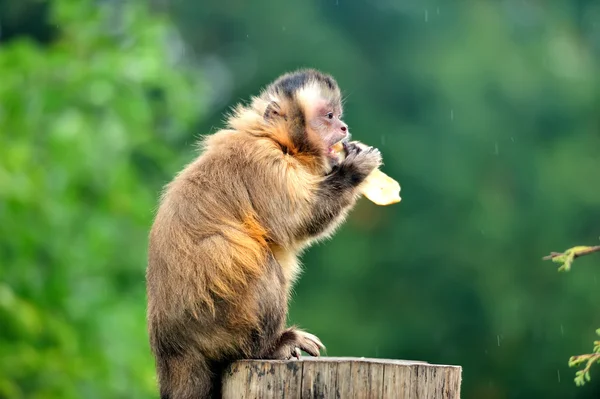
[267,68,339,99]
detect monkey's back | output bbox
[146,131,289,362]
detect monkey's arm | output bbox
[299,142,382,237]
[241,142,381,243]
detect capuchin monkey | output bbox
[146,69,382,399]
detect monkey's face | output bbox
[307,99,349,160]
[259,71,348,164]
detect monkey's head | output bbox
[259,69,349,162]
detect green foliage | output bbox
[3,1,600,398]
[553,247,594,272]
[0,0,204,397]
[546,243,600,386]
[545,244,600,272]
[569,328,600,387]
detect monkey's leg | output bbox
[245,256,324,360]
[156,352,219,399]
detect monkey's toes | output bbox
[295,330,325,357]
[292,347,302,359]
[296,331,325,349]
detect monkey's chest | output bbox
[270,245,303,287]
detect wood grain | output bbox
[222,357,461,398]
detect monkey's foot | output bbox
[272,327,325,360]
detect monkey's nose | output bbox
[341,126,347,133]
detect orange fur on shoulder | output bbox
[225,92,328,175]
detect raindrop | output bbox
[497,335,500,346]
[494,142,499,155]
[510,137,515,142]
[282,26,286,32]
[381,135,386,145]
[425,9,429,22]
[450,110,454,121]
[560,324,564,336]
[436,7,440,15]
[557,369,561,383]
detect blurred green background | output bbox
[1,0,600,398]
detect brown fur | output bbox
[146,69,382,398]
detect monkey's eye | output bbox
[326,112,334,119]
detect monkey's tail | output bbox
[157,354,223,399]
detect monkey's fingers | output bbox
[335,141,400,206]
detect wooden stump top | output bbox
[222,357,462,398]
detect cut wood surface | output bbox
[222,357,462,399]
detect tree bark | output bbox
[222,357,462,398]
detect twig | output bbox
[543,246,600,260]
[568,331,600,386]
[542,245,600,272]
[570,353,600,386]
[544,241,600,386]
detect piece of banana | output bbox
[331,142,401,206]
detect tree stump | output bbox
[222,357,462,398]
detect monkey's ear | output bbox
[264,101,284,121]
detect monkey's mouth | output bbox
[326,138,348,162]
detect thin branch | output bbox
[542,245,600,272]
[572,354,600,386]
[569,336,600,387]
[543,246,600,260]
[544,242,600,386]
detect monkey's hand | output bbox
[341,141,382,182]
[270,327,325,360]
